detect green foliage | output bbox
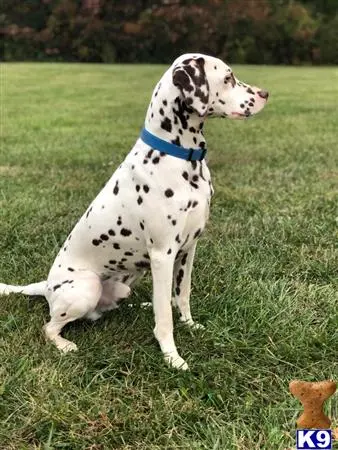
[1,0,338,64]
[317,15,338,64]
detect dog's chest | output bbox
[48,142,213,280]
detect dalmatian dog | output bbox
[0,53,268,370]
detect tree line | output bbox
[1,0,338,64]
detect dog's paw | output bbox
[57,339,78,353]
[180,318,205,330]
[0,284,11,295]
[164,352,189,370]
[86,310,103,321]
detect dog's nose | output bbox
[257,90,269,100]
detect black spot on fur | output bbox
[165,188,174,198]
[147,149,154,158]
[117,216,122,226]
[92,239,100,246]
[172,220,176,226]
[125,251,133,256]
[247,87,255,95]
[86,206,93,218]
[159,108,164,116]
[173,68,193,94]
[161,117,172,132]
[135,261,150,269]
[53,284,61,291]
[163,99,167,106]
[109,260,117,265]
[60,312,66,317]
[182,171,189,180]
[194,229,202,239]
[176,269,184,288]
[136,185,140,192]
[143,185,149,193]
[68,267,74,272]
[173,97,189,130]
[121,228,132,237]
[172,136,181,146]
[152,157,160,164]
[100,234,109,241]
[181,253,188,265]
[113,243,120,250]
[140,222,144,230]
[137,196,143,205]
[167,248,172,255]
[113,181,119,195]
[108,229,115,236]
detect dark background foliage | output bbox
[1,0,338,64]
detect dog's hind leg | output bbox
[96,280,131,312]
[45,270,102,352]
[0,281,47,296]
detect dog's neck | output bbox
[144,76,207,151]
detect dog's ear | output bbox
[172,57,209,116]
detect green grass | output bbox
[0,63,337,449]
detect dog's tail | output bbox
[0,281,47,296]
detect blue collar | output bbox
[140,127,207,161]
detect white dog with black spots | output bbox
[0,53,268,370]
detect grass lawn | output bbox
[0,62,337,449]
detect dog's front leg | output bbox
[173,242,204,329]
[150,249,188,370]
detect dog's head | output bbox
[172,54,268,119]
